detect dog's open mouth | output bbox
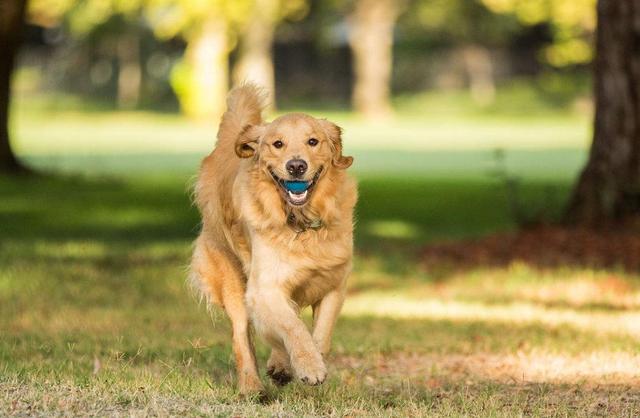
[270,167,323,206]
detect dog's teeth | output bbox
[287,190,308,202]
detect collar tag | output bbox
[308,219,323,230]
[287,213,324,233]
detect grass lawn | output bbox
[2,173,639,417]
[2,93,639,416]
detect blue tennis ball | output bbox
[284,181,310,193]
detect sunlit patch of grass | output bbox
[28,240,109,260]
[350,257,640,311]
[14,88,590,158]
[336,351,640,386]
[366,220,420,240]
[414,262,640,310]
[342,294,640,341]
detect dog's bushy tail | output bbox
[217,83,267,147]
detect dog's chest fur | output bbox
[249,228,352,306]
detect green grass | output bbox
[2,91,639,416]
[2,173,639,416]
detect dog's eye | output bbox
[308,138,319,147]
[273,140,284,149]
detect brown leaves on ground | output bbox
[422,225,640,272]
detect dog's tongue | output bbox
[284,180,310,194]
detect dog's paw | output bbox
[290,350,327,386]
[267,366,293,386]
[238,371,264,396]
[266,349,293,386]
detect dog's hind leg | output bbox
[191,239,263,395]
[312,283,347,356]
[221,278,264,395]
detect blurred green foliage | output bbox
[481,0,596,66]
[27,0,308,117]
[403,0,522,46]
[22,0,596,116]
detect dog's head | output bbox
[235,113,353,207]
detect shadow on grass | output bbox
[0,175,200,244]
[0,174,572,279]
[356,177,570,254]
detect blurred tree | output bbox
[566,0,640,225]
[146,0,246,120]
[29,0,252,120]
[481,0,596,67]
[29,0,147,109]
[402,0,523,105]
[115,26,143,108]
[348,0,407,119]
[231,0,308,111]
[0,0,29,173]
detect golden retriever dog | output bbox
[190,83,357,394]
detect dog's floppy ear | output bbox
[235,124,265,158]
[318,119,353,169]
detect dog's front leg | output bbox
[246,280,326,385]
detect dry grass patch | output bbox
[336,351,640,386]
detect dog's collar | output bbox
[287,212,324,233]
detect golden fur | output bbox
[190,84,357,394]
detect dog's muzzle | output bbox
[270,167,323,206]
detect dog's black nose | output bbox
[286,159,308,177]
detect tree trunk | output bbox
[117,32,141,109]
[232,0,277,112]
[0,0,29,173]
[565,0,640,225]
[175,17,228,121]
[461,45,496,107]
[348,0,404,119]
